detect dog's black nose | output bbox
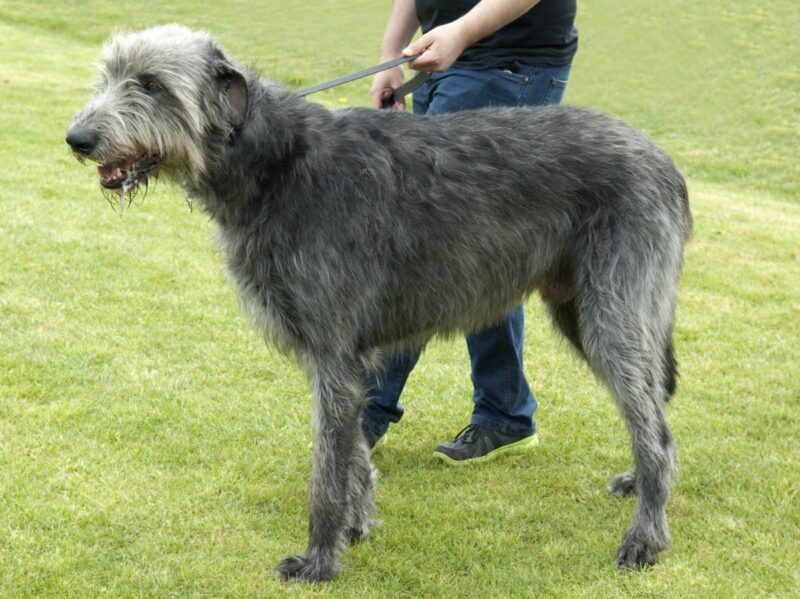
[65,127,98,155]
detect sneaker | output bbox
[432,424,538,466]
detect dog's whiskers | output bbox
[100,186,116,212]
[140,178,150,204]
[99,181,141,215]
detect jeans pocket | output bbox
[492,67,530,86]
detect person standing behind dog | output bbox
[364,0,578,464]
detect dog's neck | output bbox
[190,79,330,228]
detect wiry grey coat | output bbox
[67,25,692,583]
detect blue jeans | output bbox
[362,63,571,439]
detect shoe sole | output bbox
[432,433,539,467]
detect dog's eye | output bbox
[140,78,161,93]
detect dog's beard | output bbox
[71,150,160,214]
[99,172,156,214]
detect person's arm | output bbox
[370,0,420,109]
[405,0,541,72]
[379,0,420,62]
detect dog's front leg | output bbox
[277,359,365,582]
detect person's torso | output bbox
[415,0,578,68]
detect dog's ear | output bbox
[211,47,249,130]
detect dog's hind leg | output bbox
[546,295,641,500]
[277,356,369,582]
[573,227,679,568]
[581,299,676,568]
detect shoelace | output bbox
[452,424,481,444]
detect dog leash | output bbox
[296,54,431,107]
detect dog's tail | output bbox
[664,172,689,402]
[678,174,693,243]
[663,338,678,400]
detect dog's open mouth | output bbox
[98,156,161,190]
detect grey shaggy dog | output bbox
[67,25,692,582]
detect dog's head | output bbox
[66,24,249,202]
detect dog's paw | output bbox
[276,552,340,582]
[608,472,637,497]
[346,527,368,545]
[345,518,379,545]
[615,527,667,569]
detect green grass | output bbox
[1,2,798,597]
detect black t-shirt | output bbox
[415,0,578,69]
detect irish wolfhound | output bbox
[66,25,692,582]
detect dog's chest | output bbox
[213,224,301,350]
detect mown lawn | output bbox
[1,2,798,597]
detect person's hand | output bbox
[403,20,471,72]
[370,66,407,110]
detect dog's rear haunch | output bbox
[67,25,691,582]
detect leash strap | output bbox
[297,54,429,102]
[380,70,431,108]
